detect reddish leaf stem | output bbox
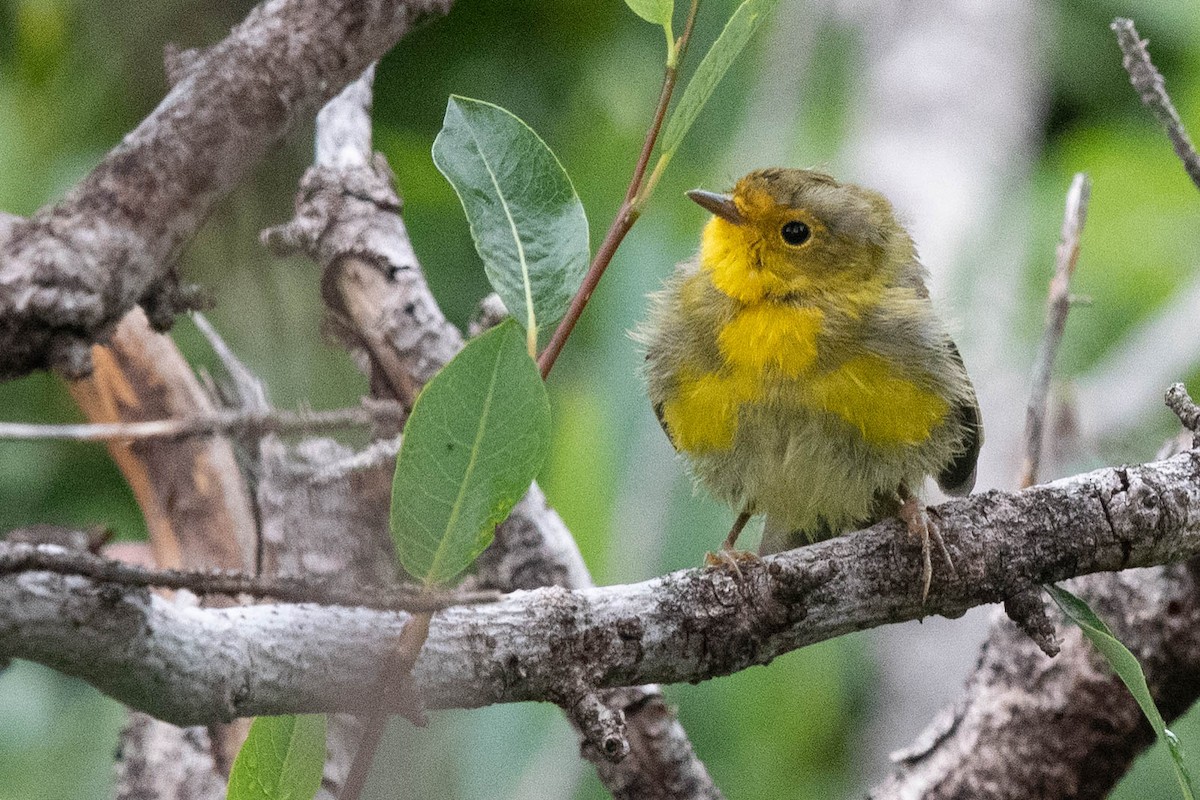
[537,0,701,380]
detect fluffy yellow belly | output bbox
[662,352,947,455]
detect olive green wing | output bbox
[936,340,983,496]
[653,403,674,446]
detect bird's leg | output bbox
[704,510,759,572]
[723,510,752,551]
[897,486,953,603]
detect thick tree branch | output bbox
[0,0,450,381]
[4,449,1200,725]
[65,292,261,779]
[870,563,1200,800]
[872,392,1200,798]
[68,308,257,572]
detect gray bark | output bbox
[0,0,450,381]
[872,564,1200,800]
[3,449,1199,724]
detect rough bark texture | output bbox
[114,712,225,800]
[254,432,401,799]
[480,488,720,799]
[4,449,1200,725]
[872,564,1200,800]
[0,0,450,381]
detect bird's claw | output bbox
[898,497,954,603]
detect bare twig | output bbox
[536,0,701,379]
[192,312,270,413]
[1166,382,1200,438]
[0,542,497,612]
[1018,173,1090,489]
[337,610,432,800]
[0,401,405,442]
[1112,18,1200,191]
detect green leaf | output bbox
[433,96,590,354]
[624,0,672,26]
[1047,584,1196,800]
[227,715,326,800]
[659,0,779,160]
[391,319,551,586]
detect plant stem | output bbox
[337,611,433,800]
[537,0,701,380]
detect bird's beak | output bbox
[686,189,743,224]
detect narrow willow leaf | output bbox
[227,715,326,800]
[1048,584,1196,800]
[433,96,589,353]
[659,0,779,160]
[624,0,672,26]
[391,319,551,586]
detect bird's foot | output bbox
[704,547,762,579]
[703,510,757,577]
[898,496,954,603]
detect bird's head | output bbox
[689,168,914,306]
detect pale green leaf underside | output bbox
[624,0,673,26]
[660,0,779,159]
[227,715,327,800]
[433,96,589,336]
[1047,584,1196,800]
[391,319,551,586]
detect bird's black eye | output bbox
[781,220,811,246]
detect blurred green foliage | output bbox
[0,0,1198,797]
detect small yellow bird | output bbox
[638,168,982,598]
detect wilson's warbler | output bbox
[638,168,982,598]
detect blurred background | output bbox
[1,0,1198,797]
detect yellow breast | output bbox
[718,303,823,377]
[662,287,946,453]
[809,355,948,445]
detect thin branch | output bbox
[7,444,1200,725]
[1112,18,1200,191]
[0,0,451,381]
[192,312,270,413]
[1018,172,1090,489]
[337,611,431,800]
[0,401,405,442]
[0,542,497,612]
[536,0,701,380]
[1166,382,1200,436]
